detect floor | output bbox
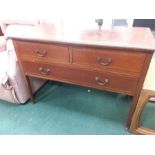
[141,102,155,130]
[0,81,155,134]
[0,81,133,135]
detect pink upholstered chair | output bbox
[0,20,46,104]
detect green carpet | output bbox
[0,81,133,134]
[141,102,155,130]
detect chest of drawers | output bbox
[15,40,141,96]
[8,24,155,129]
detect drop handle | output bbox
[35,49,47,57]
[95,77,109,86]
[96,57,112,66]
[39,67,51,75]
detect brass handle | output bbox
[35,49,47,57]
[39,67,51,75]
[96,57,112,66]
[95,77,109,86]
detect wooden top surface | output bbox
[6,24,155,51]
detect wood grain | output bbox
[72,46,146,75]
[11,25,155,130]
[7,25,155,51]
[15,40,70,64]
[126,53,153,128]
[129,89,155,134]
[21,60,138,95]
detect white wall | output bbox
[0,0,154,19]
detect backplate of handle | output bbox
[95,77,109,86]
[96,57,112,66]
[35,49,47,57]
[39,67,51,75]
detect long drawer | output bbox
[15,40,70,64]
[72,46,146,75]
[21,60,138,95]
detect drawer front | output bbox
[72,47,146,74]
[15,40,70,64]
[22,61,138,95]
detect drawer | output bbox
[72,47,146,75]
[14,40,70,64]
[22,61,138,95]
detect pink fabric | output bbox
[0,19,39,33]
[150,98,155,102]
[0,51,9,84]
[0,23,46,104]
[1,39,46,103]
[0,36,6,52]
[0,47,46,104]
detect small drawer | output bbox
[22,61,138,95]
[72,46,146,75]
[14,40,70,64]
